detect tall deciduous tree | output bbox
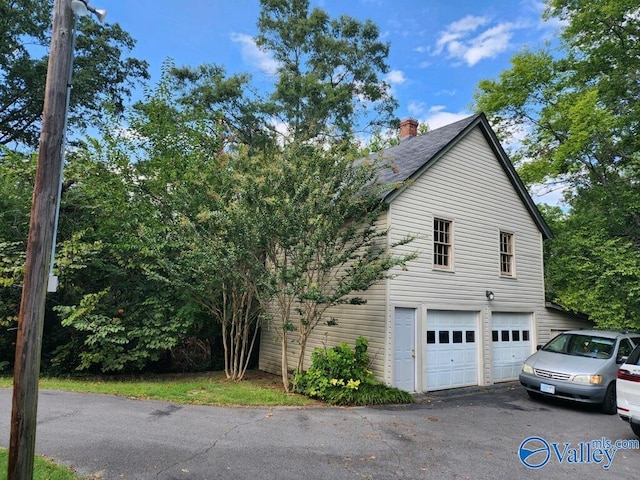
[0,147,35,369]
[256,0,398,143]
[250,144,415,390]
[474,0,640,328]
[48,137,193,373]
[253,0,413,390]
[0,0,148,148]
[125,65,269,380]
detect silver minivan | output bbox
[519,330,640,414]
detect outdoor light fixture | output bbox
[71,0,107,22]
[486,290,495,301]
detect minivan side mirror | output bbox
[537,345,542,351]
[618,355,628,365]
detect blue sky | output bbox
[99,0,560,130]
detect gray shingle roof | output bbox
[373,113,482,186]
[366,112,552,239]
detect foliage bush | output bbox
[293,336,414,406]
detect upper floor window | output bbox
[433,218,452,269]
[500,231,514,276]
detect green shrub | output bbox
[326,382,415,406]
[293,336,414,406]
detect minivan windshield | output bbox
[542,334,615,359]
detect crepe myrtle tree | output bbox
[125,67,271,380]
[248,143,416,391]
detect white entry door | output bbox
[393,307,416,392]
[424,310,478,391]
[492,312,533,382]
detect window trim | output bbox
[433,217,453,271]
[499,230,515,277]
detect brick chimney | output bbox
[399,118,418,140]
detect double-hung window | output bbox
[433,218,452,269]
[500,231,515,276]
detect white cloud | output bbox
[411,106,471,131]
[230,33,279,76]
[464,23,516,65]
[434,15,521,66]
[113,125,141,141]
[381,70,406,99]
[270,118,291,145]
[436,89,457,97]
[434,15,489,55]
[407,101,426,117]
[529,182,569,207]
[384,69,406,85]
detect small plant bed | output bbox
[293,337,414,406]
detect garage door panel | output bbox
[492,312,532,382]
[424,310,479,391]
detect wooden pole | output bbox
[8,0,73,478]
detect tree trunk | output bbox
[297,335,307,374]
[281,329,289,393]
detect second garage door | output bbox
[492,312,533,382]
[424,310,479,391]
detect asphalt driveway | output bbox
[1,383,638,479]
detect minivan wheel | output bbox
[631,423,640,439]
[600,383,616,415]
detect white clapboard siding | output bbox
[259,212,391,381]
[387,127,545,309]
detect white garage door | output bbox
[492,312,533,382]
[424,310,478,391]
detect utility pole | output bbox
[8,0,73,478]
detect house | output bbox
[258,113,591,392]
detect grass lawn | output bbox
[0,448,81,480]
[0,371,314,479]
[0,370,316,407]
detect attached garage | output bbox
[424,310,479,391]
[259,115,595,392]
[491,312,533,382]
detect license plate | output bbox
[540,383,555,394]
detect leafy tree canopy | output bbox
[256,0,398,143]
[0,0,149,149]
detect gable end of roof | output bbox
[375,113,552,239]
